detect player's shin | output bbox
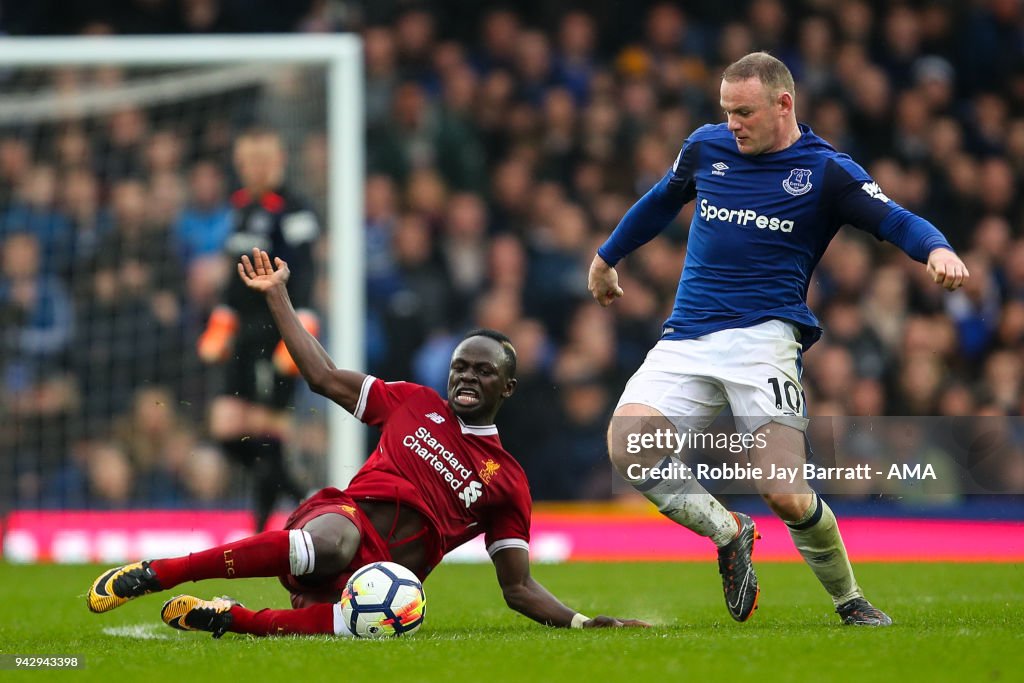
[631,456,739,547]
[149,530,294,588]
[228,603,348,637]
[785,494,862,605]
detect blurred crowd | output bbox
[2,0,1024,509]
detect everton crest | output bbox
[782,168,813,196]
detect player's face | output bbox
[233,135,286,193]
[720,77,789,155]
[447,337,516,424]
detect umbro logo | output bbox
[425,412,446,424]
[712,162,729,176]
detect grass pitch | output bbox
[2,561,1021,682]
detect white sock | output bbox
[288,529,316,576]
[632,457,738,547]
[331,603,356,638]
[786,495,863,606]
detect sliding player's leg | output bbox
[161,595,352,638]
[159,494,399,638]
[86,489,362,613]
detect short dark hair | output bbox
[462,328,517,378]
[236,125,282,145]
[722,51,796,100]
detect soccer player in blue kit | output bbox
[589,53,969,626]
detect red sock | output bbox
[150,530,292,589]
[229,604,335,636]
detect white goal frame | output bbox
[0,35,365,488]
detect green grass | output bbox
[2,562,1022,682]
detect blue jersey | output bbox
[598,123,952,349]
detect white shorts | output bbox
[616,320,808,434]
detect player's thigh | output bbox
[611,340,727,469]
[615,339,729,426]
[717,321,808,435]
[302,512,361,578]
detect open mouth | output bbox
[453,387,481,407]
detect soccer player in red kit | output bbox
[86,248,647,637]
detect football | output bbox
[339,562,426,638]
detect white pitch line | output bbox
[102,624,172,640]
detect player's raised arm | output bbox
[237,248,366,413]
[491,547,649,629]
[828,158,969,292]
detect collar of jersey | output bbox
[730,122,815,160]
[768,123,815,156]
[457,418,498,436]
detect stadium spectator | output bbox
[440,192,491,317]
[100,106,148,181]
[552,10,600,105]
[0,137,33,210]
[0,232,75,378]
[380,212,453,381]
[84,442,136,508]
[175,160,233,312]
[61,167,112,276]
[0,231,76,505]
[367,80,486,192]
[111,386,203,504]
[2,164,74,276]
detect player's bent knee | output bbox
[760,491,813,522]
[301,513,361,579]
[607,403,670,475]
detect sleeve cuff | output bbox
[353,375,376,421]
[596,246,619,267]
[486,538,530,557]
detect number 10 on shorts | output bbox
[768,377,802,412]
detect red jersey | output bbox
[345,376,532,571]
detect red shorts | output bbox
[278,487,393,608]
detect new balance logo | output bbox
[425,412,446,424]
[712,162,729,176]
[861,182,891,203]
[458,480,483,508]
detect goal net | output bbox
[0,36,363,521]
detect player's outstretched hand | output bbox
[583,615,651,628]
[926,247,970,291]
[589,254,624,307]
[238,248,290,293]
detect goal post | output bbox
[0,35,365,493]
